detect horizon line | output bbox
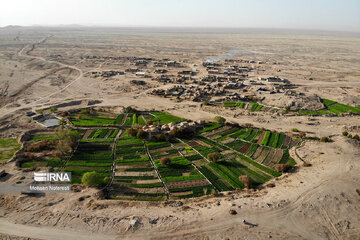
[1,24,360,34]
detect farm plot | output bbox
[131,114,140,126]
[184,137,273,189]
[29,131,57,142]
[297,99,360,115]
[69,111,118,126]
[254,147,270,164]
[64,141,113,184]
[122,114,134,127]
[0,138,20,163]
[85,129,119,139]
[112,136,166,201]
[148,144,213,199]
[114,114,125,125]
[199,123,222,134]
[151,112,186,124]
[201,125,232,138]
[279,149,297,166]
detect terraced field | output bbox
[111,137,167,201]
[147,140,214,199]
[64,140,113,184]
[19,109,300,201]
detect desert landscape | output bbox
[0,26,359,240]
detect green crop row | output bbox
[163,174,204,182]
[246,144,259,157]
[208,162,244,189]
[199,123,222,133]
[198,166,233,191]
[261,131,271,145]
[237,154,281,177]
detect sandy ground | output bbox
[0,27,359,239]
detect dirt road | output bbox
[0,218,116,240]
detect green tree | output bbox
[214,116,226,125]
[55,127,81,156]
[82,172,101,186]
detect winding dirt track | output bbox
[0,36,84,119]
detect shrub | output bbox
[214,116,226,125]
[320,136,330,142]
[36,109,44,114]
[81,172,102,186]
[160,157,171,165]
[25,140,55,152]
[50,106,58,113]
[274,163,292,172]
[291,128,299,132]
[239,175,251,188]
[202,101,209,106]
[353,135,359,140]
[342,131,348,136]
[207,152,219,162]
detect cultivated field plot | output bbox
[0,139,21,163]
[82,128,119,139]
[224,98,360,115]
[147,141,214,199]
[201,124,296,167]
[111,136,166,201]
[223,101,266,111]
[69,110,186,127]
[164,123,298,192]
[69,109,125,127]
[63,140,113,184]
[178,136,275,190]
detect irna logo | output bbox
[34,172,71,182]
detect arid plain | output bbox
[0,27,359,239]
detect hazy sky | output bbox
[1,0,359,32]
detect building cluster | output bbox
[141,120,205,138]
[150,83,227,102]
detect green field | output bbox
[0,139,21,163]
